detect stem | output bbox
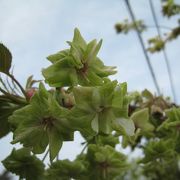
[6,76,17,94]
[0,76,10,93]
[80,142,88,155]
[56,152,60,161]
[7,73,28,100]
[42,149,49,162]
[0,87,27,104]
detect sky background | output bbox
[0,0,180,178]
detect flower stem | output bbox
[7,73,28,100]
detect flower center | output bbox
[97,105,105,113]
[41,116,56,131]
[78,62,88,75]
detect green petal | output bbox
[47,49,70,63]
[2,148,45,180]
[131,108,154,132]
[48,129,63,162]
[91,114,99,133]
[73,28,87,50]
[115,118,135,136]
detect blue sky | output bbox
[0,0,180,178]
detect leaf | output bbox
[0,97,20,138]
[0,43,12,74]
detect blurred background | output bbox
[0,0,179,179]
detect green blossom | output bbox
[9,83,73,161]
[158,107,180,133]
[42,28,116,87]
[2,148,45,180]
[45,159,86,180]
[69,81,135,136]
[86,144,129,179]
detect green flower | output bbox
[69,81,135,136]
[42,28,116,87]
[140,139,176,164]
[2,148,45,180]
[9,83,73,161]
[158,107,180,131]
[45,159,86,180]
[86,144,129,179]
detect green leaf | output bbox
[2,148,45,180]
[0,97,21,138]
[0,43,12,74]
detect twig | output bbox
[7,73,28,100]
[42,148,49,162]
[0,87,26,104]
